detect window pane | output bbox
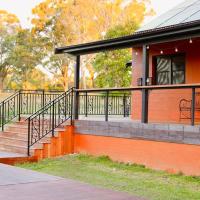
[173,71,185,84]
[156,57,170,85]
[157,72,170,85]
[172,55,185,71]
[172,55,185,84]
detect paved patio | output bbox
[0,163,144,200]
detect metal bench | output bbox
[179,93,200,121]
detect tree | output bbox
[31,0,154,89]
[93,21,138,88]
[9,29,45,89]
[6,68,51,90]
[0,10,20,91]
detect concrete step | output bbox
[16,120,28,125]
[0,144,32,155]
[0,136,27,146]
[0,116,66,156]
[0,131,28,139]
[5,125,28,133]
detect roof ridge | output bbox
[134,19,200,35]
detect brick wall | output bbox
[131,41,200,123]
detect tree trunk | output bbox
[81,59,87,89]
[63,78,68,91]
[0,76,4,92]
[62,66,68,92]
[82,70,87,89]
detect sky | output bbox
[0,0,185,28]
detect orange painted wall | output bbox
[34,126,74,160]
[132,40,200,123]
[74,133,200,176]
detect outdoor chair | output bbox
[179,93,200,121]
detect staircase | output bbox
[0,89,74,164]
[0,118,51,155]
[0,119,29,155]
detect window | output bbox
[155,54,185,85]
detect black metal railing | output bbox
[78,93,131,117]
[9,83,200,156]
[75,84,200,125]
[20,90,62,115]
[27,88,73,156]
[0,90,63,131]
[0,91,20,131]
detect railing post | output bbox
[105,91,109,121]
[42,89,45,108]
[52,101,55,137]
[123,94,126,118]
[74,91,79,120]
[85,92,88,117]
[191,87,196,126]
[74,55,80,120]
[70,89,74,125]
[18,90,21,121]
[1,101,4,131]
[27,118,30,156]
[141,44,149,124]
[142,89,149,123]
[42,90,45,136]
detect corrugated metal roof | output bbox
[139,0,200,31]
[55,20,200,55]
[55,0,200,55]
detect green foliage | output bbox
[94,49,132,87]
[0,0,154,90]
[8,29,46,89]
[18,154,200,200]
[0,10,20,90]
[0,31,18,90]
[93,21,138,88]
[105,21,139,39]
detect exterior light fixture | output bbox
[189,38,193,44]
[137,78,143,86]
[175,47,178,52]
[146,77,152,86]
[160,50,163,54]
[126,61,132,68]
[135,52,138,56]
[146,45,150,50]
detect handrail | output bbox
[0,90,20,105]
[0,91,20,131]
[0,90,63,131]
[78,93,131,117]
[75,83,200,92]
[27,88,74,156]
[74,83,200,126]
[26,88,74,121]
[0,90,63,106]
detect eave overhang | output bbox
[55,20,200,56]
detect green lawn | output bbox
[17,154,200,200]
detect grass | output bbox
[17,154,200,200]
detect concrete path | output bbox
[0,164,144,200]
[0,151,26,158]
